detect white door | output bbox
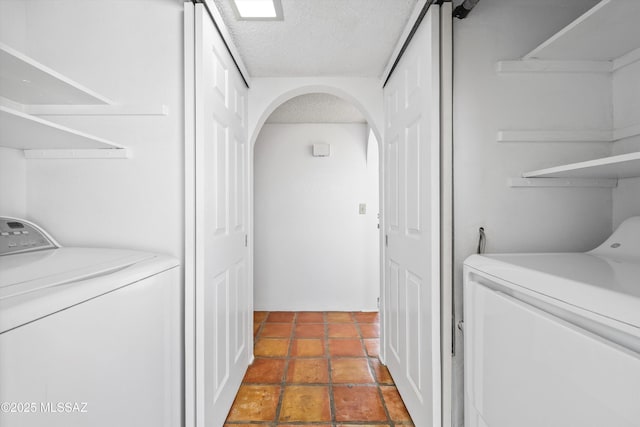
[194,5,251,427]
[383,5,441,427]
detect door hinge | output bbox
[244,234,248,247]
[385,234,388,247]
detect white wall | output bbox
[612,59,640,227]
[0,148,27,218]
[0,0,26,50]
[254,123,379,311]
[613,61,640,143]
[364,129,381,303]
[452,0,610,425]
[1,0,185,259]
[0,1,28,221]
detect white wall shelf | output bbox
[525,0,640,62]
[498,126,640,143]
[24,148,130,159]
[498,0,640,74]
[0,105,124,151]
[522,152,640,179]
[0,42,112,105]
[508,177,618,188]
[0,43,143,157]
[497,129,612,143]
[496,60,612,74]
[24,104,169,116]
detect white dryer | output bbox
[0,217,181,427]
[464,216,640,427]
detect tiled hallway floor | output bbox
[225,311,414,426]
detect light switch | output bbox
[359,203,367,214]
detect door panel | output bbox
[386,137,400,230]
[207,271,228,401]
[195,5,250,427]
[211,120,228,236]
[406,271,423,395]
[233,260,247,363]
[387,260,401,361]
[405,119,421,235]
[383,5,441,427]
[232,137,246,233]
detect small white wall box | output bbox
[312,143,330,157]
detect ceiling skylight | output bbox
[231,0,283,20]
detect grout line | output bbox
[356,316,395,427]
[326,313,334,427]
[272,312,297,425]
[377,384,394,427]
[325,313,337,426]
[255,315,266,338]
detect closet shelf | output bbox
[499,0,640,73]
[0,43,112,105]
[23,104,169,116]
[497,130,612,143]
[498,125,640,143]
[522,152,640,179]
[509,178,618,188]
[525,0,640,63]
[0,43,140,157]
[0,105,124,151]
[23,149,129,159]
[496,59,614,74]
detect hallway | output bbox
[224,311,414,426]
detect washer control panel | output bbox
[0,217,57,256]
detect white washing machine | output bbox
[463,216,640,427]
[0,217,181,427]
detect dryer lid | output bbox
[465,216,640,329]
[0,247,156,299]
[465,252,640,330]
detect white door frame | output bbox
[440,4,454,427]
[247,84,385,315]
[184,4,252,427]
[382,3,449,426]
[184,5,196,427]
[185,3,453,426]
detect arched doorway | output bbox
[252,92,382,312]
[248,80,384,146]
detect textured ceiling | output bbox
[266,93,367,123]
[213,0,417,77]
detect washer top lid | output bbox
[0,247,156,299]
[465,216,640,329]
[465,252,640,329]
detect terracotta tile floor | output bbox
[225,311,414,427]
